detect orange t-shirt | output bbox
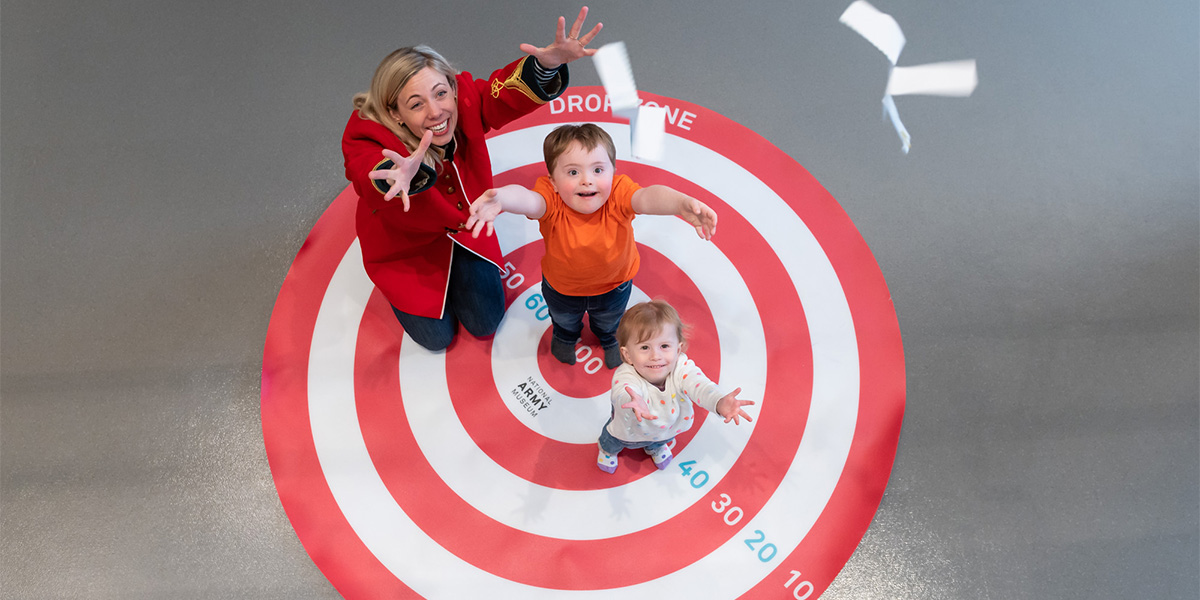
[534,174,642,296]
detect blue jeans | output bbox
[391,244,504,351]
[598,414,671,454]
[541,278,632,349]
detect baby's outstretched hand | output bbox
[466,189,503,238]
[715,387,754,425]
[621,385,657,422]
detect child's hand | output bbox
[465,189,503,238]
[715,387,754,425]
[680,197,718,240]
[621,385,658,422]
[368,130,434,212]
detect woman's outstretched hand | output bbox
[367,129,434,212]
[519,6,603,69]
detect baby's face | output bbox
[620,324,681,388]
[548,141,615,215]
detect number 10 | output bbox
[784,570,814,599]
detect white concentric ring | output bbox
[305,125,859,597]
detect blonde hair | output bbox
[542,123,617,173]
[352,45,457,169]
[617,300,688,350]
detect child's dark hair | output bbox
[617,300,688,350]
[543,123,617,173]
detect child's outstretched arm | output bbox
[466,185,547,238]
[676,356,755,424]
[631,185,718,240]
[715,387,755,425]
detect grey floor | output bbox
[2,0,1197,598]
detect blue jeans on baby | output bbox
[598,414,671,455]
[541,278,632,350]
[391,244,504,351]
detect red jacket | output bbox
[342,57,564,318]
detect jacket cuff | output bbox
[371,158,437,196]
[521,58,569,101]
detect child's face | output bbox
[389,67,458,146]
[620,324,681,388]
[548,141,614,215]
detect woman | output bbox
[341,8,602,351]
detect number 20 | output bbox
[744,530,777,562]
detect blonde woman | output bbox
[342,7,601,351]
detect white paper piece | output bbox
[631,105,667,161]
[613,106,638,123]
[593,41,667,161]
[841,1,977,153]
[592,42,638,112]
[886,60,978,97]
[881,95,911,154]
[839,0,905,65]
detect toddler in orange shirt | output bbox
[466,123,717,368]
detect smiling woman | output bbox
[340,7,602,351]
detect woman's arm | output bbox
[365,130,434,212]
[342,113,437,216]
[472,7,602,131]
[518,6,603,69]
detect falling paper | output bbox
[631,105,667,161]
[839,0,905,65]
[593,42,638,113]
[887,60,978,97]
[592,41,667,161]
[881,95,911,153]
[840,0,977,153]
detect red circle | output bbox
[262,87,905,598]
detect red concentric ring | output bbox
[262,87,905,598]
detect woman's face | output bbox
[389,67,457,146]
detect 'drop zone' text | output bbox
[549,94,698,131]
